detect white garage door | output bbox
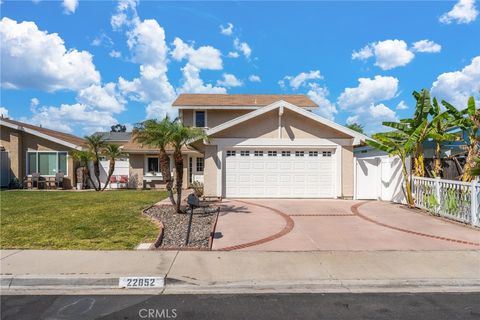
[225,149,336,198]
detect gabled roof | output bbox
[0,118,85,149]
[205,100,370,145]
[172,94,318,109]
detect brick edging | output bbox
[352,202,480,247]
[217,200,295,251]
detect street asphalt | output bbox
[1,293,479,320]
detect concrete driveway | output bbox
[212,199,480,251]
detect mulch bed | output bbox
[144,205,219,249]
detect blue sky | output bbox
[1,0,479,135]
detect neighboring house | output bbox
[0,117,84,188]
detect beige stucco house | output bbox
[0,117,84,188]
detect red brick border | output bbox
[217,200,295,251]
[351,202,480,247]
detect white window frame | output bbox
[144,156,161,175]
[196,157,204,173]
[26,151,69,177]
[193,110,207,128]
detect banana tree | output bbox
[84,134,107,191]
[470,157,480,177]
[429,98,459,177]
[101,144,125,191]
[382,89,433,177]
[170,121,207,213]
[133,117,176,205]
[442,96,479,182]
[366,121,428,207]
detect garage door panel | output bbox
[225,149,335,198]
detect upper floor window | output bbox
[195,110,206,127]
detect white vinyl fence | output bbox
[412,176,480,226]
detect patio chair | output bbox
[31,173,45,189]
[54,172,64,189]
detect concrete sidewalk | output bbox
[1,250,480,293]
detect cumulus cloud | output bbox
[0,17,100,91]
[216,73,243,88]
[369,103,398,121]
[109,50,121,58]
[220,23,233,36]
[77,83,125,113]
[307,84,337,120]
[27,103,117,133]
[227,51,239,58]
[233,38,251,58]
[431,56,480,107]
[248,74,261,82]
[30,97,39,113]
[337,75,399,112]
[0,106,9,118]
[439,0,478,24]
[352,39,414,70]
[62,0,78,14]
[280,70,323,89]
[111,0,140,31]
[396,100,409,110]
[412,40,442,53]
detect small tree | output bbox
[111,124,127,132]
[70,150,94,189]
[346,122,364,134]
[101,144,125,191]
[170,121,207,213]
[84,134,107,191]
[366,121,428,208]
[442,97,479,181]
[133,118,176,205]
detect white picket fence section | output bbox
[412,176,480,226]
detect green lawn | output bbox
[0,190,166,250]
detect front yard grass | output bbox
[0,190,166,250]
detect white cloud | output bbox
[216,73,243,88]
[227,51,239,58]
[280,70,323,89]
[412,40,442,53]
[172,37,226,94]
[77,83,125,113]
[337,75,399,112]
[353,40,414,70]
[111,0,139,31]
[346,115,359,125]
[233,38,251,58]
[220,23,233,36]
[396,100,409,110]
[27,103,117,134]
[369,103,398,121]
[0,106,9,118]
[109,50,121,58]
[439,0,478,24]
[62,0,78,14]
[248,74,261,82]
[30,97,39,113]
[307,84,337,120]
[0,17,100,91]
[91,33,113,47]
[431,56,480,107]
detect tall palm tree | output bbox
[101,144,125,191]
[84,134,106,191]
[133,117,176,205]
[366,121,428,208]
[382,89,433,177]
[442,96,479,181]
[170,121,207,213]
[429,98,459,177]
[69,149,94,189]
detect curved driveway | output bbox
[212,199,480,251]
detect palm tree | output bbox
[101,144,125,191]
[170,121,207,213]
[133,117,176,205]
[346,122,364,134]
[70,149,94,189]
[84,134,107,191]
[429,98,459,177]
[382,89,433,177]
[442,96,479,181]
[366,121,428,207]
